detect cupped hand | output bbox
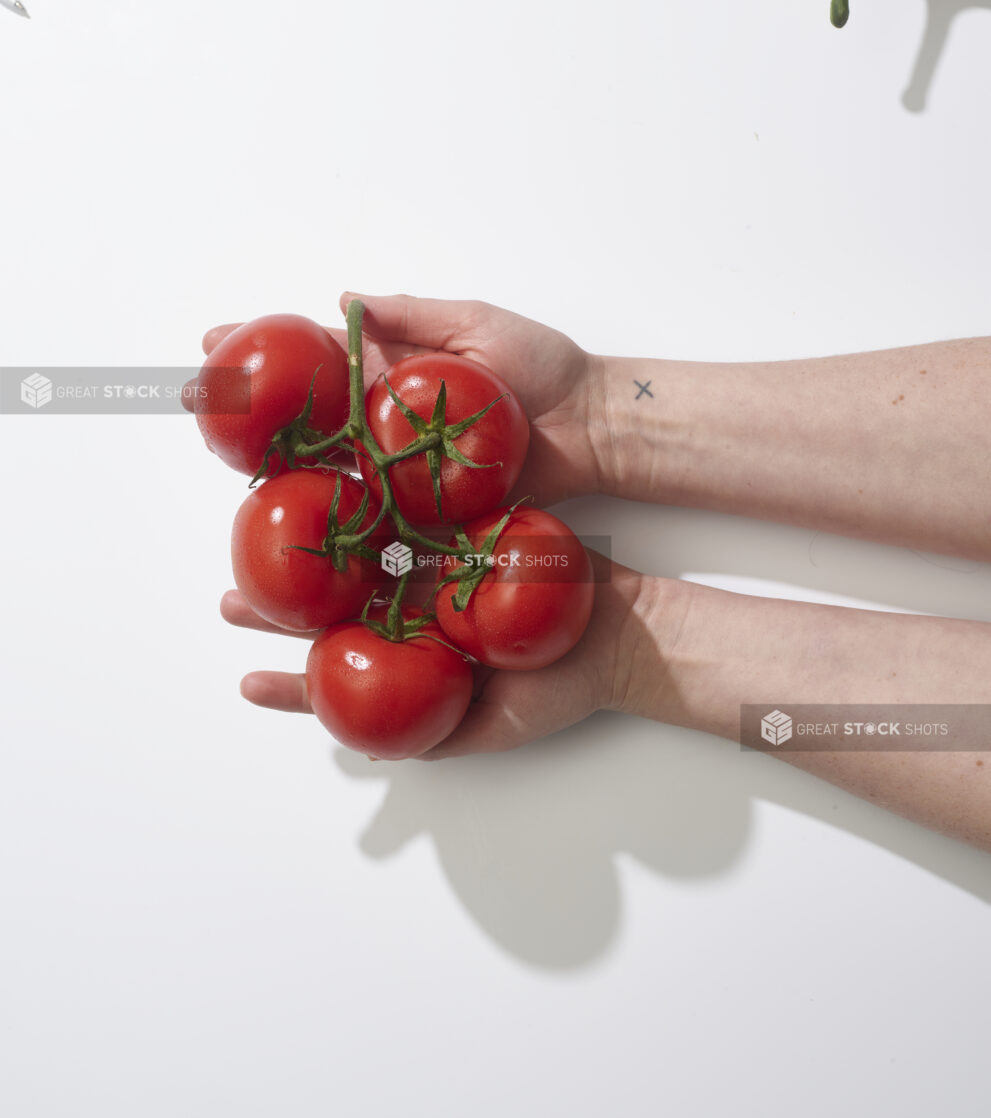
[223,553,650,760]
[199,293,607,507]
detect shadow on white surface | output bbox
[331,714,990,972]
[903,1,991,111]
[326,502,990,970]
[567,497,991,623]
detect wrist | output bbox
[589,354,698,503]
[603,571,697,722]
[584,353,629,498]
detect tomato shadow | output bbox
[902,1,991,112]
[327,496,990,971]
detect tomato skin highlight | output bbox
[306,612,473,759]
[195,314,350,477]
[231,470,385,632]
[357,353,529,525]
[435,507,594,671]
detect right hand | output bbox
[202,292,608,507]
[339,293,608,507]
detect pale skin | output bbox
[198,294,991,853]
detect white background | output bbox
[2,2,991,1115]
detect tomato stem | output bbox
[339,301,466,618]
[261,298,512,636]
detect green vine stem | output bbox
[337,298,463,560]
[254,297,522,638]
[830,0,849,28]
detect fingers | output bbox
[196,311,441,402]
[323,325,435,382]
[219,589,320,639]
[184,323,243,413]
[339,291,485,351]
[181,377,197,412]
[220,591,315,713]
[203,303,474,358]
[202,323,243,356]
[240,670,312,714]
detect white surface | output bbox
[2,3,990,1116]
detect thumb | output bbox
[339,291,482,351]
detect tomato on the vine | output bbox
[434,506,594,671]
[357,353,529,526]
[306,608,473,759]
[195,314,350,477]
[231,469,385,632]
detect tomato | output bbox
[231,469,386,632]
[306,609,473,759]
[195,314,350,477]
[434,506,594,671]
[357,353,529,525]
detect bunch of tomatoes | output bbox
[194,303,594,759]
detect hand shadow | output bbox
[327,498,989,971]
[903,1,991,112]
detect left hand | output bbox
[221,552,651,760]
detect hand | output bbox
[200,293,607,506]
[223,553,655,760]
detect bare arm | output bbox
[592,338,991,560]
[619,577,991,852]
[224,564,991,851]
[206,296,991,851]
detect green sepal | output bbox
[384,382,510,514]
[248,367,361,485]
[284,469,382,573]
[436,499,529,614]
[249,444,281,487]
[426,446,444,520]
[440,438,500,470]
[450,567,485,614]
[347,543,385,564]
[286,544,327,558]
[340,484,372,536]
[383,374,429,434]
[326,471,344,524]
[480,502,521,553]
[443,392,507,439]
[403,613,436,635]
[429,379,448,427]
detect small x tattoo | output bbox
[634,379,653,400]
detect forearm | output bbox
[619,577,991,851]
[592,338,991,560]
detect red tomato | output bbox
[195,314,350,477]
[357,353,529,525]
[306,610,473,759]
[434,507,594,671]
[231,470,385,632]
